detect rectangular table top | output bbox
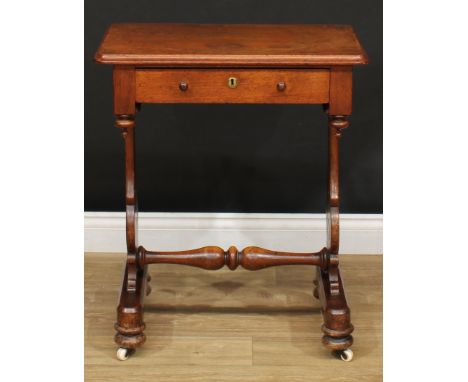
[95,23,368,67]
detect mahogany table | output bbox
[94,23,368,362]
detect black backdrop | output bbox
[85,0,382,213]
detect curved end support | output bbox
[117,113,139,294]
[327,115,348,257]
[326,207,340,255]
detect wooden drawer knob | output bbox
[179,81,188,91]
[277,82,286,91]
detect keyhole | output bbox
[228,77,238,88]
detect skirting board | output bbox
[84,212,382,255]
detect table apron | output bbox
[134,68,330,104]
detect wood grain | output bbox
[137,245,328,270]
[95,23,368,67]
[85,253,382,381]
[135,69,330,104]
[93,21,369,370]
[329,67,353,115]
[113,66,135,115]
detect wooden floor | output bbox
[85,253,382,382]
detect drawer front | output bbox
[135,69,329,104]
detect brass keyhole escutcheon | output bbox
[228,77,238,88]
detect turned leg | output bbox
[114,114,147,360]
[318,115,354,361]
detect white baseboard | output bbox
[84,212,382,254]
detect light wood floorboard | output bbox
[85,253,382,381]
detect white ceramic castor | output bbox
[339,348,354,362]
[116,347,130,361]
